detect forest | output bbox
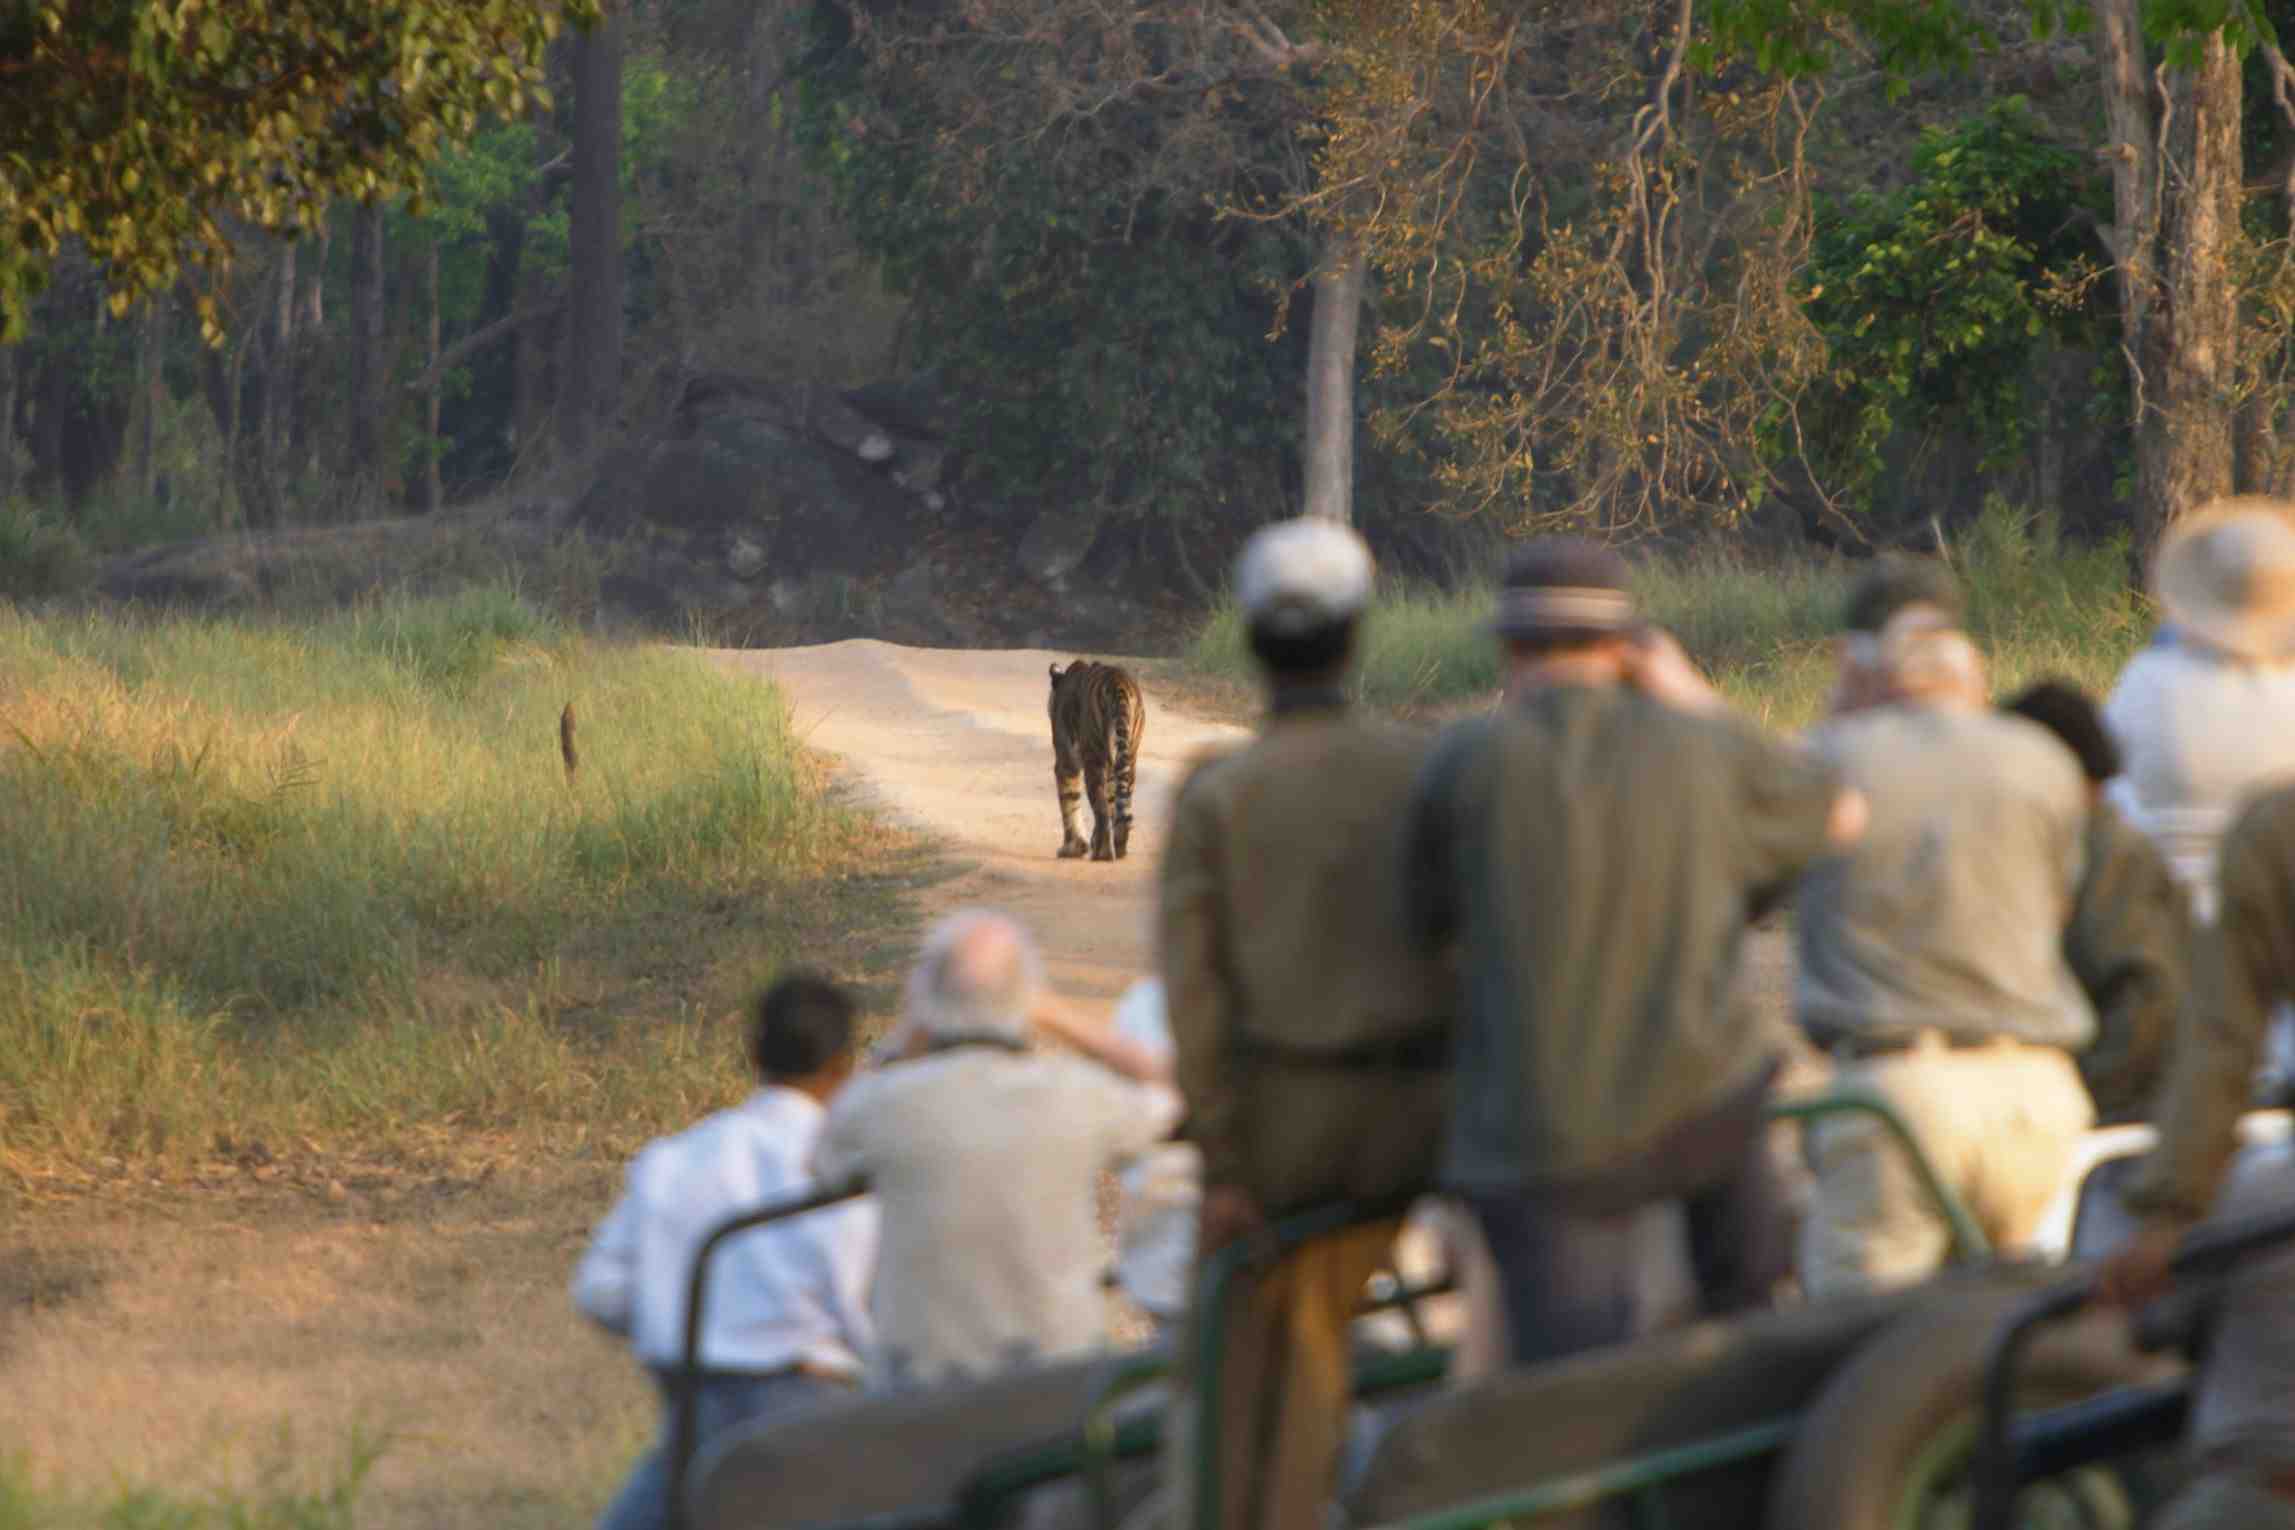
[9,0,2295,591]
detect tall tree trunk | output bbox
[560,6,625,454]
[1301,239,1366,523]
[347,205,387,491]
[2153,34,2242,543]
[264,241,298,515]
[423,236,444,512]
[2098,9,2243,561]
[132,297,161,504]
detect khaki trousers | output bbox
[1163,1218,1402,1530]
[1799,1034,2094,1302]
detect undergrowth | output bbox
[0,588,904,1184]
[1187,500,2150,727]
[0,1430,381,1530]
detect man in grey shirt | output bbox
[1797,611,2098,1298]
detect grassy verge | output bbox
[0,587,917,1191]
[0,1431,381,1530]
[1185,502,2152,726]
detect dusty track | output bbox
[713,641,1248,1016]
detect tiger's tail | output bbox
[1110,683,1136,834]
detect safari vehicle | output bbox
[661,1095,2293,1530]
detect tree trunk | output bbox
[264,241,298,515]
[132,297,161,504]
[560,6,625,454]
[2150,33,2242,545]
[1301,238,1366,523]
[423,236,444,511]
[347,205,387,491]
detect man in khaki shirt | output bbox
[1159,517,1452,1530]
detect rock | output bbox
[726,534,767,581]
[677,373,903,465]
[1018,509,1103,589]
[857,431,895,464]
[843,371,953,441]
[887,436,951,492]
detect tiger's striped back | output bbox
[1048,659,1148,861]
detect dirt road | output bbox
[714,641,1248,1016]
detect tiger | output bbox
[1047,659,1147,862]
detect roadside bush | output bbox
[0,500,90,601]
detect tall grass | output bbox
[0,589,891,1180]
[0,1430,381,1530]
[1186,500,2152,726]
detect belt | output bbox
[1233,1028,1451,1072]
[1827,1029,2013,1063]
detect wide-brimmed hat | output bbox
[2153,496,2295,661]
[1490,538,1641,643]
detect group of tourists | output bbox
[573,499,2295,1530]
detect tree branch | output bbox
[404,299,562,396]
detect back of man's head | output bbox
[1877,608,1987,708]
[1235,517,1375,679]
[750,971,857,1084]
[904,909,1045,1044]
[2002,679,2122,785]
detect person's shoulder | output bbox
[2225,783,2295,884]
[1978,709,2090,794]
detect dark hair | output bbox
[748,972,857,1082]
[2002,679,2122,784]
[1247,615,1355,676]
[1843,556,1962,634]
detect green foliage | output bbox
[0,0,602,341]
[1780,101,2114,514]
[795,1,1318,523]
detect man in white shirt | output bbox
[574,973,878,1530]
[814,909,1181,1390]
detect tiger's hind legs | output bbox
[1086,771,1115,862]
[1056,770,1090,859]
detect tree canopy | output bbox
[0,0,599,341]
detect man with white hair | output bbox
[1795,607,2099,1298]
[813,910,1179,1390]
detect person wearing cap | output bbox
[1400,538,1863,1365]
[2097,782,2295,1530]
[1157,516,1454,1530]
[1794,611,2099,1298]
[2001,679,2188,1122]
[1828,554,1964,714]
[2104,496,2295,1103]
[813,910,1179,1390]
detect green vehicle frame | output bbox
[660,1090,2279,1530]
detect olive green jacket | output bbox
[2067,799,2189,1122]
[1404,684,1842,1191]
[2128,783,2295,1219]
[1158,694,1453,1212]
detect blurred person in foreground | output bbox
[1827,554,1964,715]
[1158,516,1455,1530]
[1795,611,2097,1298]
[814,909,1178,1390]
[573,973,878,1530]
[2100,781,2295,1530]
[2002,679,2188,1122]
[1402,538,1864,1366]
[2105,496,2295,1103]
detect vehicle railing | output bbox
[668,1177,871,1530]
[663,1089,1982,1530]
[1969,1201,2295,1530]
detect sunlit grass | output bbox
[1187,501,2151,727]
[0,588,902,1182]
